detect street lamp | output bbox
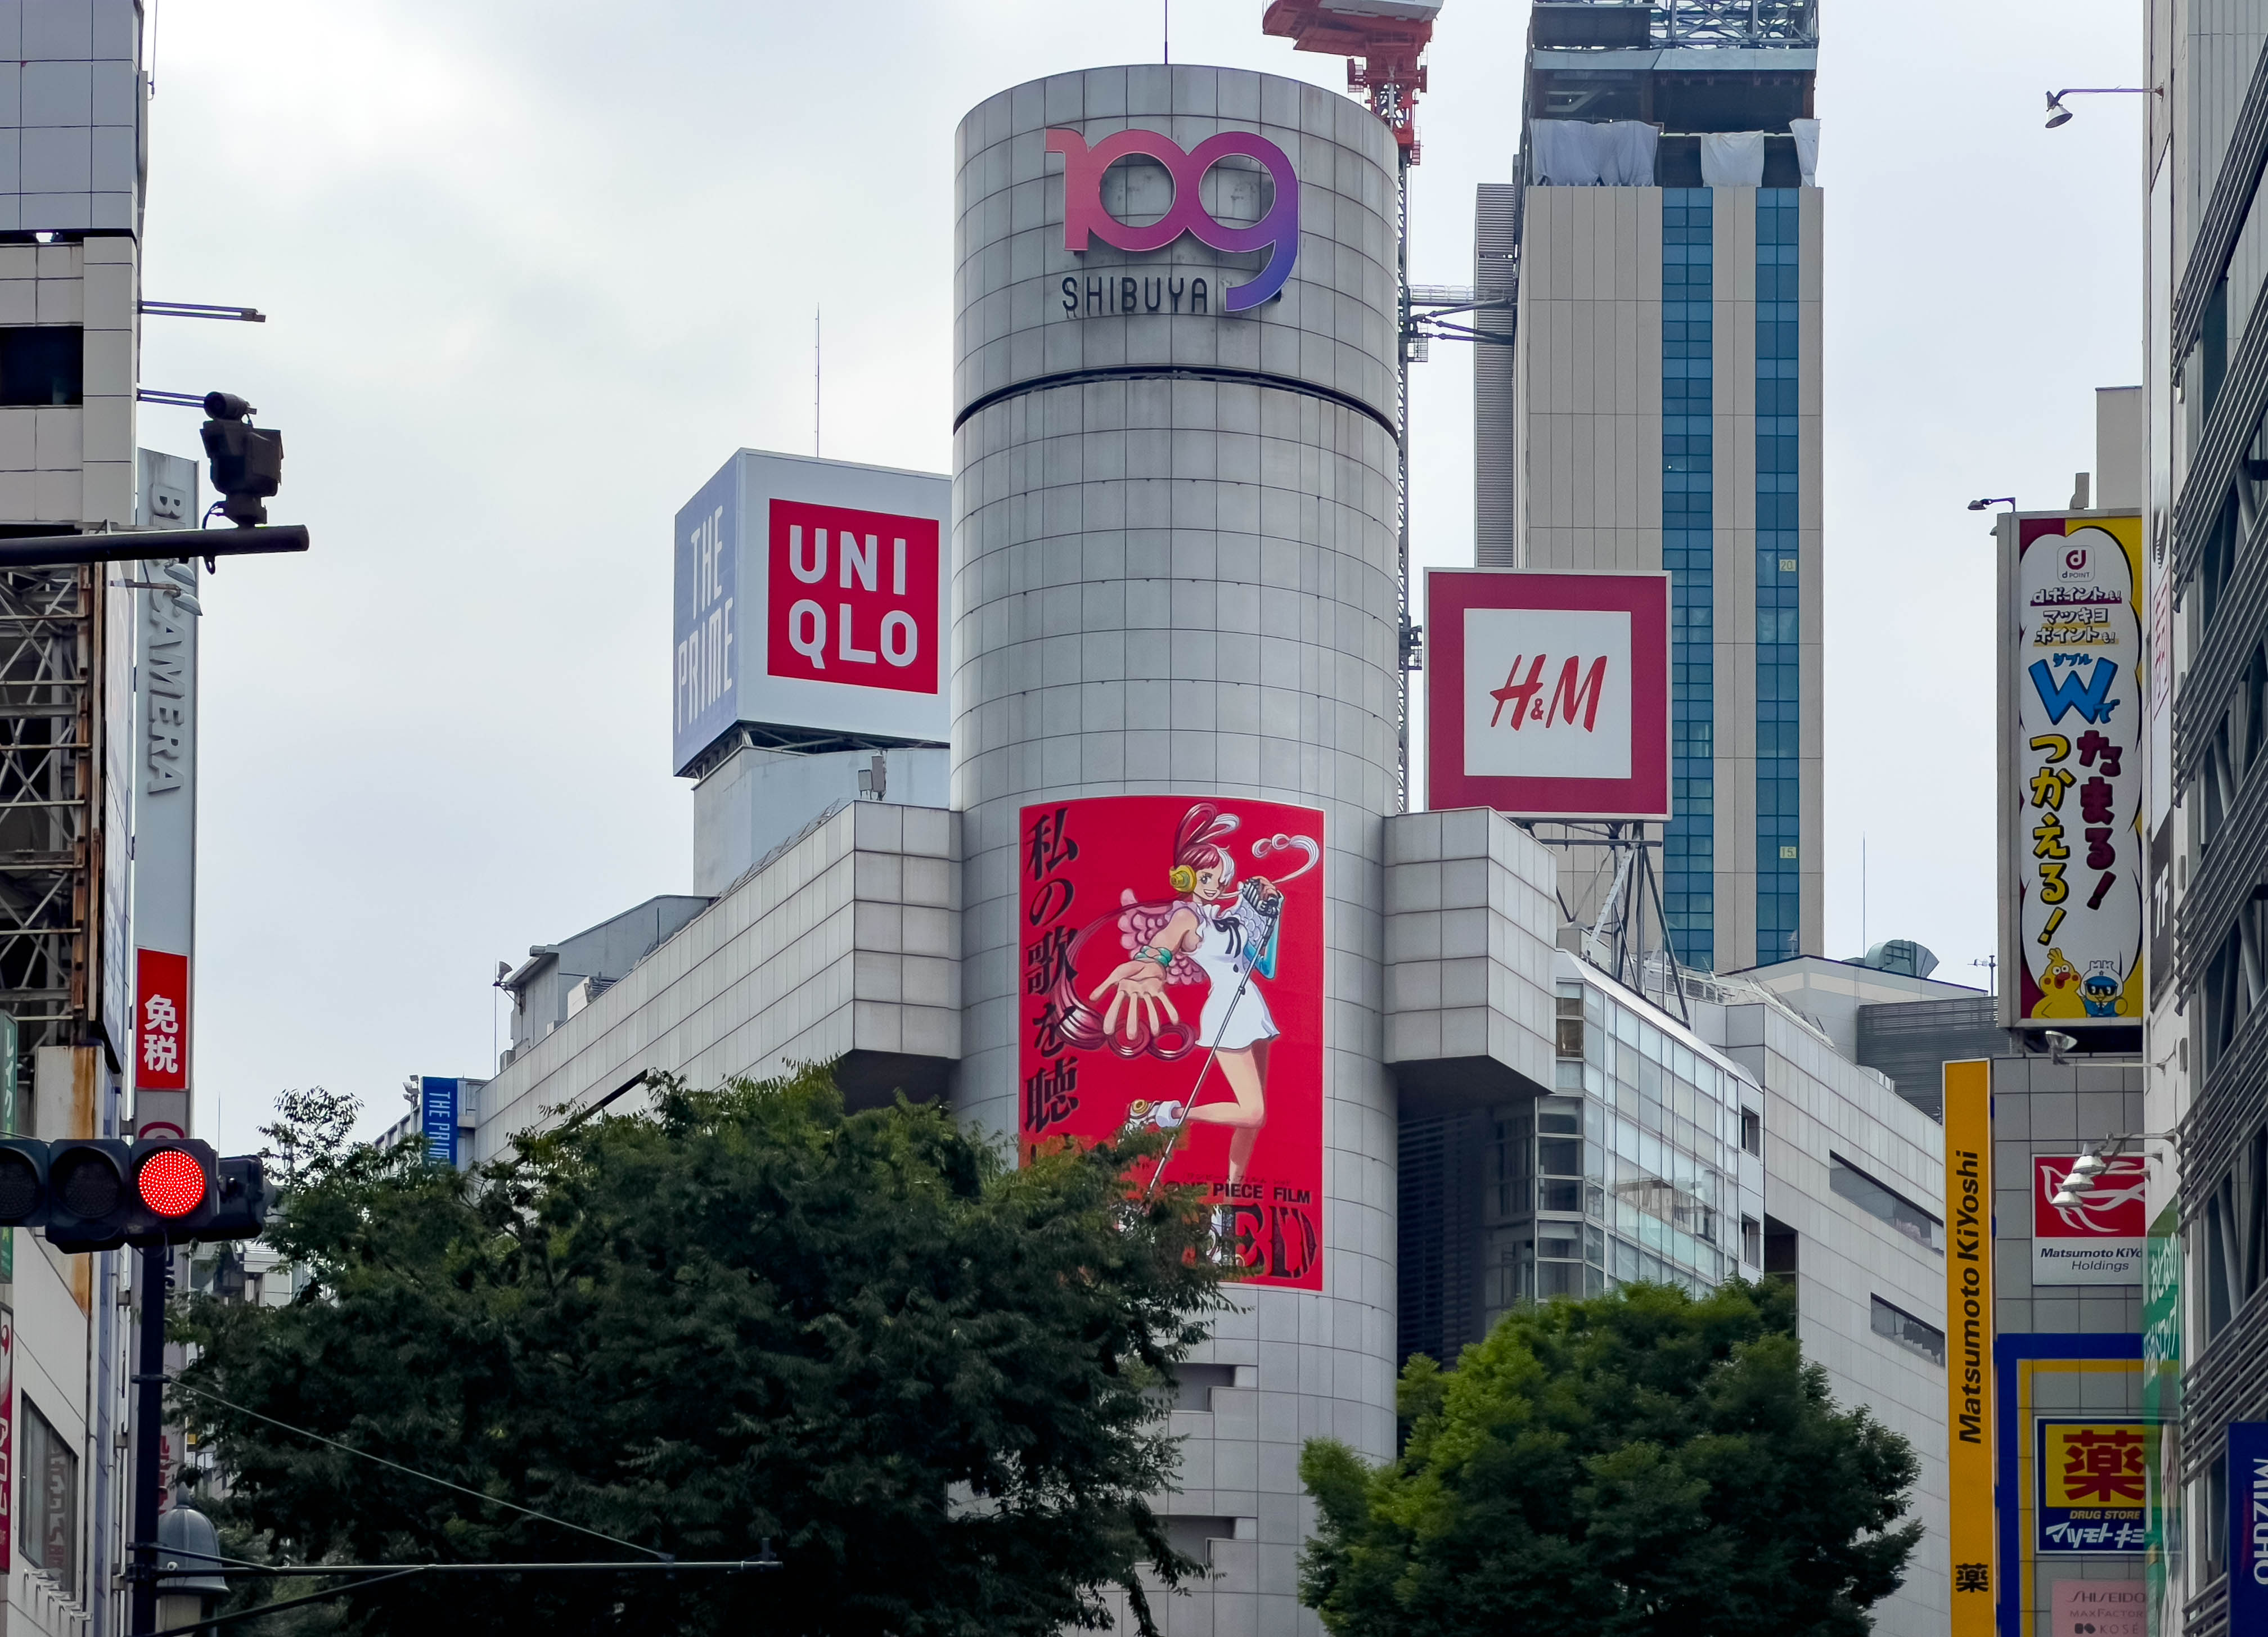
[2044,87,2160,129]
[1968,497,2017,512]
[2049,1131,2181,1208]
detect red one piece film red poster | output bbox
[1019,795,1325,1289]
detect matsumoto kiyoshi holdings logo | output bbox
[1048,128,1299,313]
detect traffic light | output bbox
[128,1138,219,1242]
[205,1155,271,1242]
[0,1138,48,1227]
[197,393,284,527]
[0,1139,266,1249]
[45,1139,133,1251]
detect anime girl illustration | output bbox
[1044,802,1320,1193]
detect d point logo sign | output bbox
[1047,128,1300,312]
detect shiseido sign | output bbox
[1426,569,1672,822]
[1047,127,1299,317]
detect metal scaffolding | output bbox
[1653,0,1817,47]
[0,565,96,1067]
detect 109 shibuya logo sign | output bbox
[1047,128,1299,313]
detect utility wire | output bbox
[148,1566,428,1637]
[168,1381,667,1561]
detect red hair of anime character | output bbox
[1043,804,1237,1061]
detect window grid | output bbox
[1754,190,1801,966]
[1663,188,1714,973]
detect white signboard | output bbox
[672,450,951,774]
[1461,607,1633,779]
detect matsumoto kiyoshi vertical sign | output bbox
[2001,512,2146,1028]
[1945,1059,1995,1636]
[1018,796,1325,1289]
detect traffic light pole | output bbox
[130,1241,167,1636]
[0,524,308,569]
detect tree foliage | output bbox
[178,1066,1225,1637]
[257,1085,363,1194]
[1299,1278,1922,1637]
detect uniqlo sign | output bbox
[134,948,189,1092]
[2032,1153,2145,1286]
[1426,569,1671,820]
[670,450,951,774]
[766,499,940,695]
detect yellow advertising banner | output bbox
[2004,511,2145,1025]
[1947,1058,1996,1633]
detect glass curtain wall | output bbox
[1480,977,1746,1331]
[1754,188,1803,964]
[1663,188,1716,971]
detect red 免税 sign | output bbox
[1018,796,1325,1289]
[766,499,939,696]
[135,948,189,1093]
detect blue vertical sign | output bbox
[2234,1422,2268,1629]
[672,456,741,775]
[420,1077,459,1167]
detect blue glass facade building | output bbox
[1473,20,1821,974]
[1754,190,1803,966]
[1662,189,1716,974]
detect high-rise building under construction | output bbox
[1475,0,1822,974]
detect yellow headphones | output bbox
[1170,865,1197,894]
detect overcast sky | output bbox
[137,1,2143,1153]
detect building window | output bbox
[0,326,82,407]
[1742,1214,1762,1266]
[1662,187,1715,973]
[1870,1296,1946,1365]
[20,1397,77,1594]
[2200,1128,2267,1340]
[1754,188,1802,966]
[1828,1153,1941,1250]
[1555,981,1585,1058]
[1740,1106,1762,1156]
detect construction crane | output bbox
[1259,0,1440,160]
[1261,0,1444,810]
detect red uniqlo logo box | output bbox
[766,499,940,696]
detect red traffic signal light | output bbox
[136,1147,208,1218]
[127,1139,218,1242]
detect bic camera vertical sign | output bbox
[1999,512,2146,1030]
[132,448,201,1140]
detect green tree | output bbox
[257,1085,363,1193]
[177,1066,1224,1637]
[1299,1278,1921,1637]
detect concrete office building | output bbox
[2138,6,2268,1635]
[1474,0,1822,972]
[1390,812,1948,1637]
[474,54,1953,1637]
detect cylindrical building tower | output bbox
[952,65,1402,1635]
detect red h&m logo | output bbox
[1489,655,1611,733]
[135,948,190,1092]
[767,499,940,696]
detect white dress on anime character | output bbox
[1189,896,1279,1052]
